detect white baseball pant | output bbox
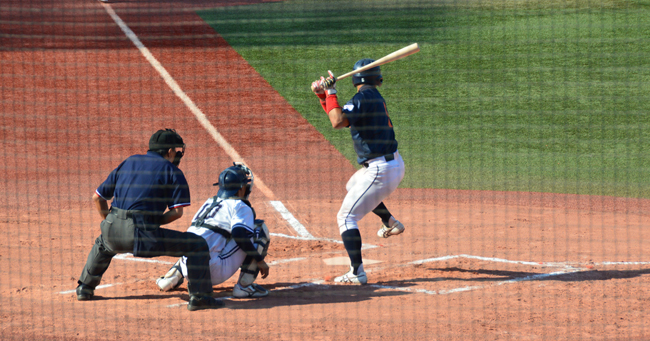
[337,151,405,234]
[179,227,248,286]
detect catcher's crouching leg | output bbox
[156,259,184,291]
[233,219,270,298]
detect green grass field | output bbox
[198,0,650,198]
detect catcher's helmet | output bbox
[213,163,254,200]
[352,58,382,86]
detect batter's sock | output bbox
[341,229,363,275]
[373,202,392,226]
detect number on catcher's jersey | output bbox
[194,198,223,223]
[191,197,255,234]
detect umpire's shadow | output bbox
[213,281,408,310]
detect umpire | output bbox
[76,129,223,311]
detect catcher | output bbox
[155,163,270,298]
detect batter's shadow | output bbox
[213,281,408,310]
[408,267,650,283]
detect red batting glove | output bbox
[325,93,341,113]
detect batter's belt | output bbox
[363,152,395,168]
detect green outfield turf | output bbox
[198,0,650,198]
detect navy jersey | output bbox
[342,86,398,164]
[96,151,191,214]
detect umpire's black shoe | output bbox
[187,294,225,311]
[76,284,95,301]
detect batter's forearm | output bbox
[327,108,349,129]
[325,93,348,128]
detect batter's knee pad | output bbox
[238,219,270,287]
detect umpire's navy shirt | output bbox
[95,151,191,214]
[342,86,398,165]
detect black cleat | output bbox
[187,294,225,311]
[76,284,95,301]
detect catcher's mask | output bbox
[213,162,254,200]
[148,128,186,166]
[352,58,383,87]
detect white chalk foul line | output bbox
[103,3,277,198]
[269,201,313,239]
[101,4,334,242]
[267,202,378,248]
[101,5,280,198]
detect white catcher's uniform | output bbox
[337,151,405,234]
[178,197,256,285]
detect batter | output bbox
[311,59,406,284]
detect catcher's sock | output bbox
[341,229,363,274]
[372,202,392,226]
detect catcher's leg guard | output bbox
[237,220,270,287]
[156,259,184,291]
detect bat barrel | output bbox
[336,43,420,80]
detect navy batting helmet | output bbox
[352,58,382,86]
[213,163,254,199]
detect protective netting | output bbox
[1,0,648,340]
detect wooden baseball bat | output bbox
[335,43,420,80]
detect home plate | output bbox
[323,257,383,266]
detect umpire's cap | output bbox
[149,129,185,151]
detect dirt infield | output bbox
[1,1,649,340]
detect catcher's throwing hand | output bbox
[258,260,270,279]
